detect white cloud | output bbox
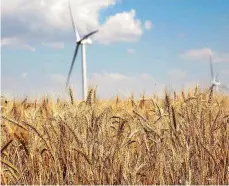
[1,37,35,51]
[94,10,143,44]
[1,73,69,100]
[214,55,229,63]
[47,73,66,84]
[181,48,213,60]
[144,20,153,30]
[1,37,15,46]
[4,70,226,100]
[2,71,167,99]
[168,69,187,79]
[90,72,128,81]
[88,72,165,98]
[140,73,152,80]
[127,48,135,54]
[2,0,147,48]
[42,42,65,49]
[181,48,229,63]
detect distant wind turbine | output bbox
[209,55,228,91]
[66,0,98,100]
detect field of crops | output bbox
[1,87,229,185]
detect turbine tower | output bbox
[209,55,228,92]
[209,55,220,91]
[66,0,98,100]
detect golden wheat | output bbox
[0,88,229,185]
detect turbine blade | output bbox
[209,55,214,80]
[68,0,80,41]
[80,30,98,42]
[66,44,80,88]
[215,72,219,82]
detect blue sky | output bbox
[1,0,229,99]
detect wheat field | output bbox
[1,87,229,185]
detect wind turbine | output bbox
[66,0,98,100]
[209,55,228,92]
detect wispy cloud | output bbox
[127,48,135,54]
[214,55,229,63]
[42,42,64,49]
[47,73,66,84]
[168,69,187,79]
[88,72,165,98]
[2,71,167,99]
[181,48,229,63]
[2,73,69,100]
[1,37,36,51]
[181,48,213,60]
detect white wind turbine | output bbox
[66,0,98,100]
[209,55,228,92]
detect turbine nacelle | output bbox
[79,37,93,45]
[212,79,220,87]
